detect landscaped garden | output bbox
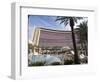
[28,46,88,66]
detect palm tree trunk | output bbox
[71,25,80,64]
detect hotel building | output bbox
[29,27,79,55]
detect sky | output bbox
[28,15,87,40]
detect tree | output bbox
[55,17,82,64]
[76,21,88,56]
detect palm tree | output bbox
[76,21,88,56]
[55,17,82,64]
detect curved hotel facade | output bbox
[29,27,79,54]
[32,27,79,47]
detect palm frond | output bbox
[55,17,67,21]
[55,16,83,27]
[55,16,69,26]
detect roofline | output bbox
[36,27,72,33]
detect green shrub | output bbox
[51,62,61,65]
[64,60,74,65]
[31,61,45,66]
